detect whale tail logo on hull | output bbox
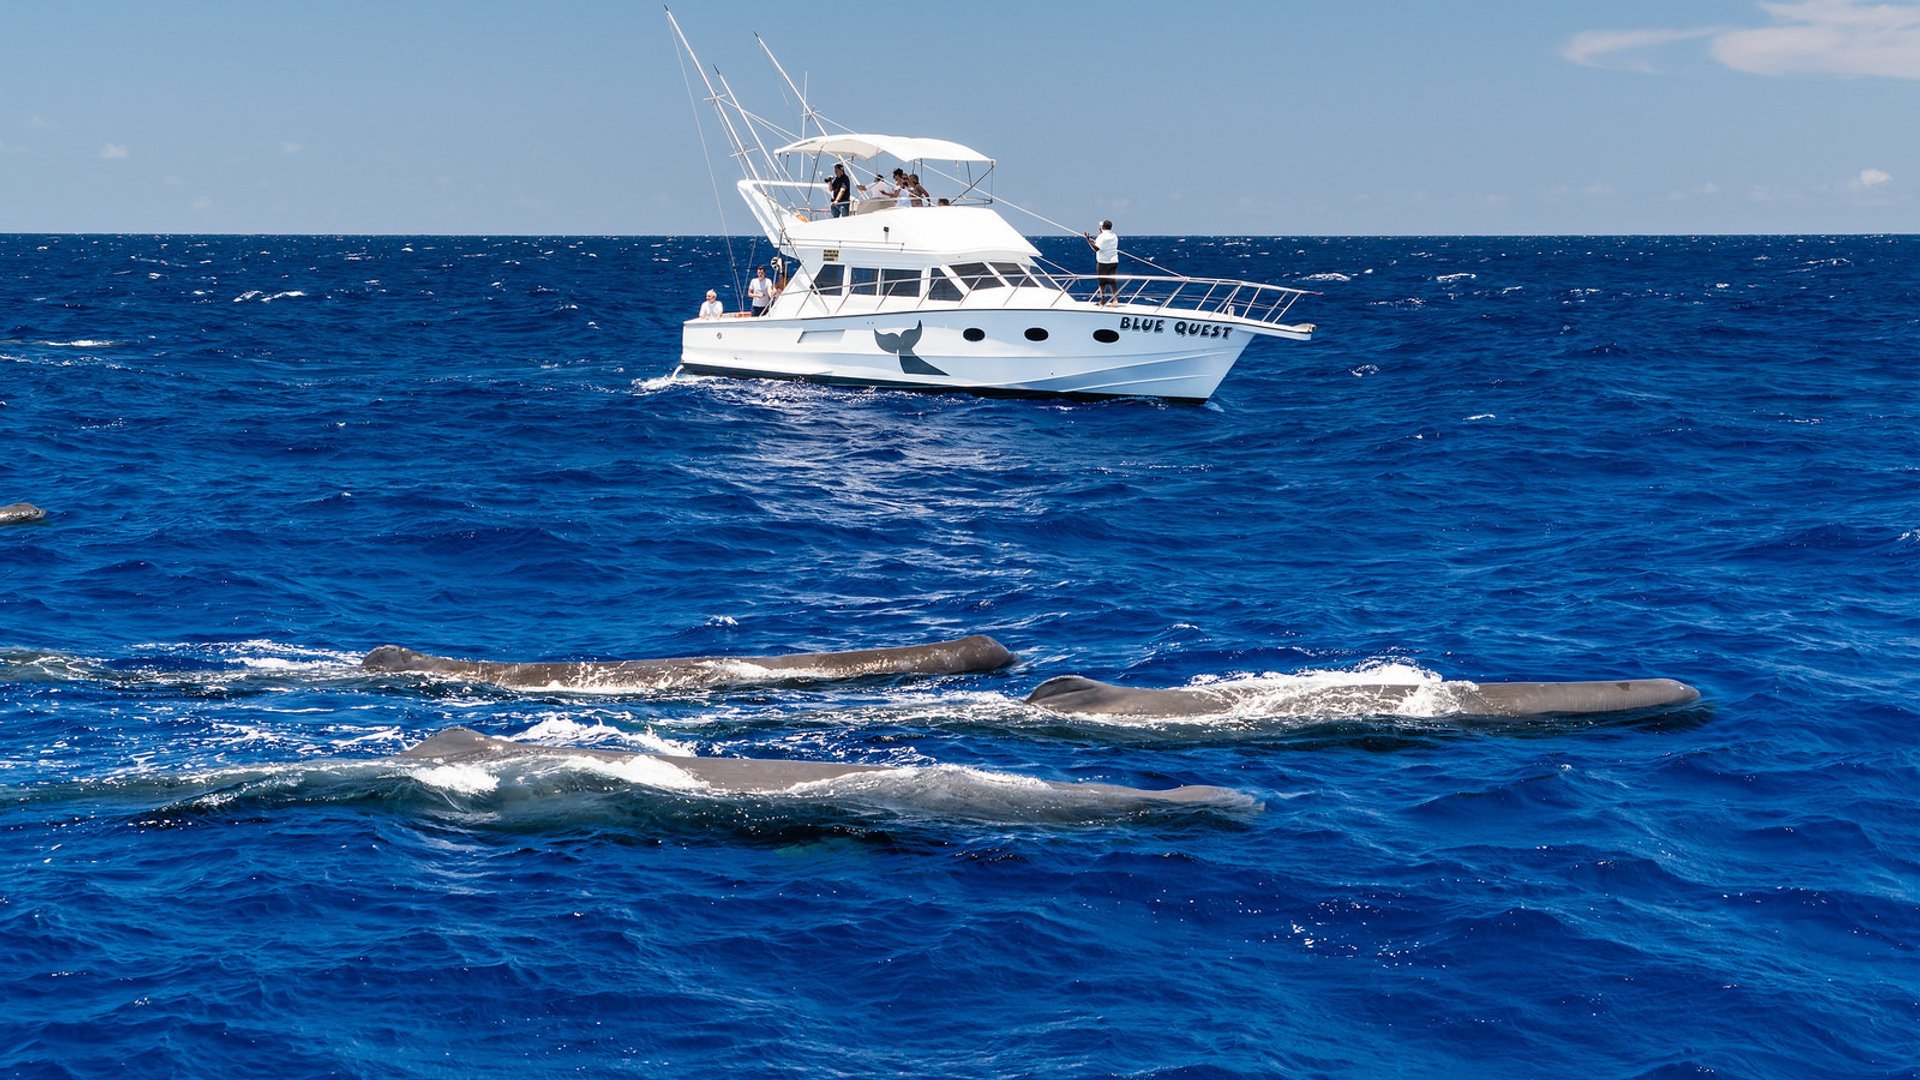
[874,322,946,376]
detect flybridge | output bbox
[666,11,998,226]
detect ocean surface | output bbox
[2,232,1916,1078]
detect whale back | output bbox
[363,634,1016,691]
[1456,679,1701,715]
[394,727,1245,803]
[1027,674,1701,719]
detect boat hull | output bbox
[681,308,1267,402]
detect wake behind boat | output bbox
[667,14,1315,403]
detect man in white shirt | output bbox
[1086,220,1119,305]
[699,289,724,319]
[862,170,905,209]
[748,266,773,316]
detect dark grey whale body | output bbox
[1026,674,1701,718]
[0,502,46,525]
[362,634,1015,691]
[397,726,1241,804]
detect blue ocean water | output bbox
[2,232,1917,1077]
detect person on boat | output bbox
[1086,220,1119,305]
[863,173,901,208]
[699,289,724,319]
[748,266,773,316]
[827,163,853,218]
[907,173,931,206]
[893,169,912,208]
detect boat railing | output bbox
[743,178,992,223]
[789,273,1314,331]
[1034,273,1315,329]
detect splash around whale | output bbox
[361,634,1015,691]
[1025,673,1702,719]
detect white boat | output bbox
[666,15,1315,404]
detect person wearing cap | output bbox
[699,289,724,319]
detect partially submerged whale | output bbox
[397,726,1242,806]
[1026,674,1701,719]
[0,502,46,525]
[362,634,1015,691]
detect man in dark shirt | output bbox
[828,163,853,218]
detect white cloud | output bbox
[1714,0,1920,77]
[1568,0,1920,79]
[1856,167,1893,186]
[1562,27,1720,71]
[281,140,302,155]
[98,143,130,160]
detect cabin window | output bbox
[1092,329,1120,344]
[992,262,1035,288]
[849,267,880,296]
[963,327,986,342]
[951,262,1003,290]
[928,269,965,302]
[813,263,845,294]
[880,269,921,298]
[1024,327,1050,342]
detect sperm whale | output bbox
[362,634,1016,691]
[1025,674,1701,718]
[396,727,1243,805]
[0,502,46,525]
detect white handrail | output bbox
[784,273,1315,330]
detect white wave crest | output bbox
[515,715,697,755]
[1102,660,1466,722]
[629,371,687,395]
[570,755,707,791]
[413,763,500,794]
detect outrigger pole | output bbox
[665,7,765,184]
[755,33,828,145]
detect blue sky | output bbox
[2,0,1914,235]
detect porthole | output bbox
[963,327,985,342]
[1024,327,1050,342]
[1092,329,1119,344]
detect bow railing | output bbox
[1031,273,1314,329]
